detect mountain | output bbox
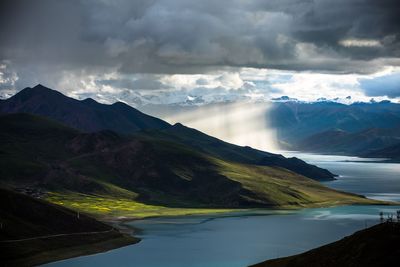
[295,127,400,155]
[138,100,400,157]
[269,101,400,145]
[146,124,336,181]
[0,85,336,181]
[0,113,377,213]
[251,222,400,267]
[0,84,170,133]
[0,187,137,266]
[363,142,400,161]
[257,155,335,181]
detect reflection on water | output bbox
[44,153,400,267]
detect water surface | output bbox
[44,153,400,267]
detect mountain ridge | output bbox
[0,84,170,133]
[295,127,400,156]
[0,84,336,181]
[0,112,377,212]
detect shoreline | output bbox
[2,229,139,267]
[281,150,399,163]
[104,199,397,223]
[31,201,399,267]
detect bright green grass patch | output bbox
[46,192,239,219]
[212,158,383,207]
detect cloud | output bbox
[196,78,208,85]
[1,0,400,102]
[0,61,18,90]
[98,76,169,90]
[1,0,400,76]
[360,72,400,98]
[339,39,382,48]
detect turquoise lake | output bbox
[44,153,400,267]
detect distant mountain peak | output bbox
[81,97,98,104]
[33,83,47,89]
[111,101,130,108]
[271,95,299,102]
[0,84,170,133]
[21,84,63,97]
[173,122,184,127]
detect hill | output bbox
[0,84,170,133]
[0,113,378,219]
[138,100,400,158]
[144,123,336,181]
[269,101,400,145]
[0,187,138,266]
[0,85,336,181]
[295,127,400,156]
[363,142,400,161]
[251,222,400,267]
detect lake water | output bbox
[44,153,400,267]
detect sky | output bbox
[1,0,400,104]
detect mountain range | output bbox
[1,111,368,210]
[0,85,378,211]
[296,127,400,156]
[269,101,400,143]
[269,101,400,159]
[138,100,400,160]
[0,85,390,265]
[0,84,336,182]
[0,84,169,133]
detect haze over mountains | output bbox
[1,84,380,217]
[2,1,400,266]
[3,84,399,161]
[270,101,400,158]
[0,85,337,182]
[139,99,400,160]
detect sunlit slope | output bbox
[0,84,336,181]
[214,159,375,208]
[142,123,336,181]
[0,113,382,220]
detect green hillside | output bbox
[0,85,336,181]
[0,113,382,221]
[142,123,336,181]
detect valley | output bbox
[2,2,400,266]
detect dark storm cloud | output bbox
[1,0,400,92]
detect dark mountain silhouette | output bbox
[269,101,400,146]
[139,100,400,158]
[0,113,374,209]
[0,85,336,181]
[0,84,170,133]
[251,222,400,267]
[363,142,400,160]
[295,127,400,156]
